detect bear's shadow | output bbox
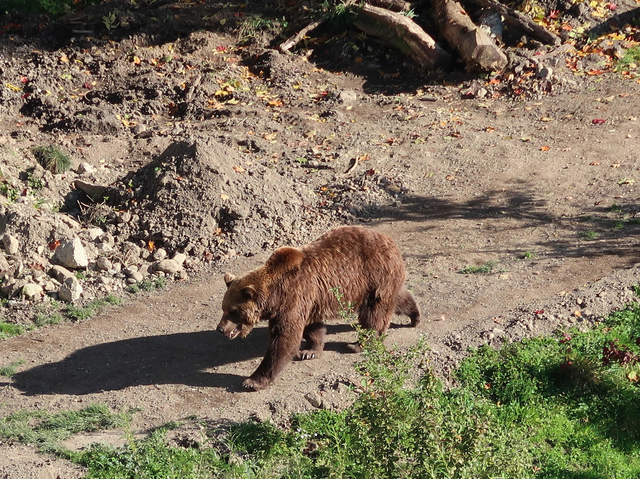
[11,323,367,396]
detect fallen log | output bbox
[369,0,412,12]
[466,0,561,46]
[354,3,452,70]
[431,0,508,71]
[280,14,330,52]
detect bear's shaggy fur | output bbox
[216,226,420,390]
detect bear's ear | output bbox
[224,273,236,287]
[240,286,257,301]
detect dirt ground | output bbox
[1,0,640,476]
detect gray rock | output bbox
[59,276,83,302]
[77,162,95,175]
[0,254,10,273]
[304,392,323,409]
[49,264,74,283]
[22,283,43,300]
[1,279,26,298]
[172,252,187,265]
[44,281,57,292]
[96,257,112,271]
[131,271,144,282]
[2,234,19,254]
[153,248,167,261]
[123,265,139,277]
[153,259,181,275]
[338,90,357,105]
[86,228,105,241]
[54,238,89,269]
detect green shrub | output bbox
[31,146,71,174]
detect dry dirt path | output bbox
[2,81,640,478]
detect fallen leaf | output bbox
[540,145,550,151]
[611,163,620,168]
[232,165,245,173]
[263,132,277,141]
[590,161,600,165]
[628,371,639,382]
[147,240,155,251]
[592,118,606,125]
[540,117,553,122]
[220,194,229,200]
[48,240,61,251]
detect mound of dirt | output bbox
[110,138,338,255]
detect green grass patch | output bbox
[615,46,640,72]
[581,230,600,240]
[0,404,130,455]
[0,359,24,377]
[0,321,23,340]
[64,295,121,322]
[126,277,167,294]
[4,299,640,478]
[459,259,498,274]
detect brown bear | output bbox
[216,226,420,391]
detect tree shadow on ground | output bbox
[372,182,640,263]
[10,323,359,396]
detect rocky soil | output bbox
[1,0,640,476]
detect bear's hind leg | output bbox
[358,291,395,335]
[395,288,421,327]
[297,323,326,360]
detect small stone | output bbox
[22,283,43,300]
[338,90,357,105]
[172,252,187,265]
[2,234,19,255]
[54,238,89,269]
[126,277,138,285]
[304,392,323,408]
[476,87,488,98]
[96,257,112,271]
[59,276,83,302]
[124,265,139,277]
[153,259,181,275]
[96,276,111,285]
[86,228,104,241]
[537,65,553,80]
[44,281,57,292]
[49,265,74,283]
[0,254,10,273]
[131,271,144,282]
[77,162,95,175]
[153,248,167,261]
[117,211,132,224]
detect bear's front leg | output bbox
[297,322,326,360]
[243,319,303,391]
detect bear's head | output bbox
[217,273,262,339]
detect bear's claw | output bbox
[242,377,269,391]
